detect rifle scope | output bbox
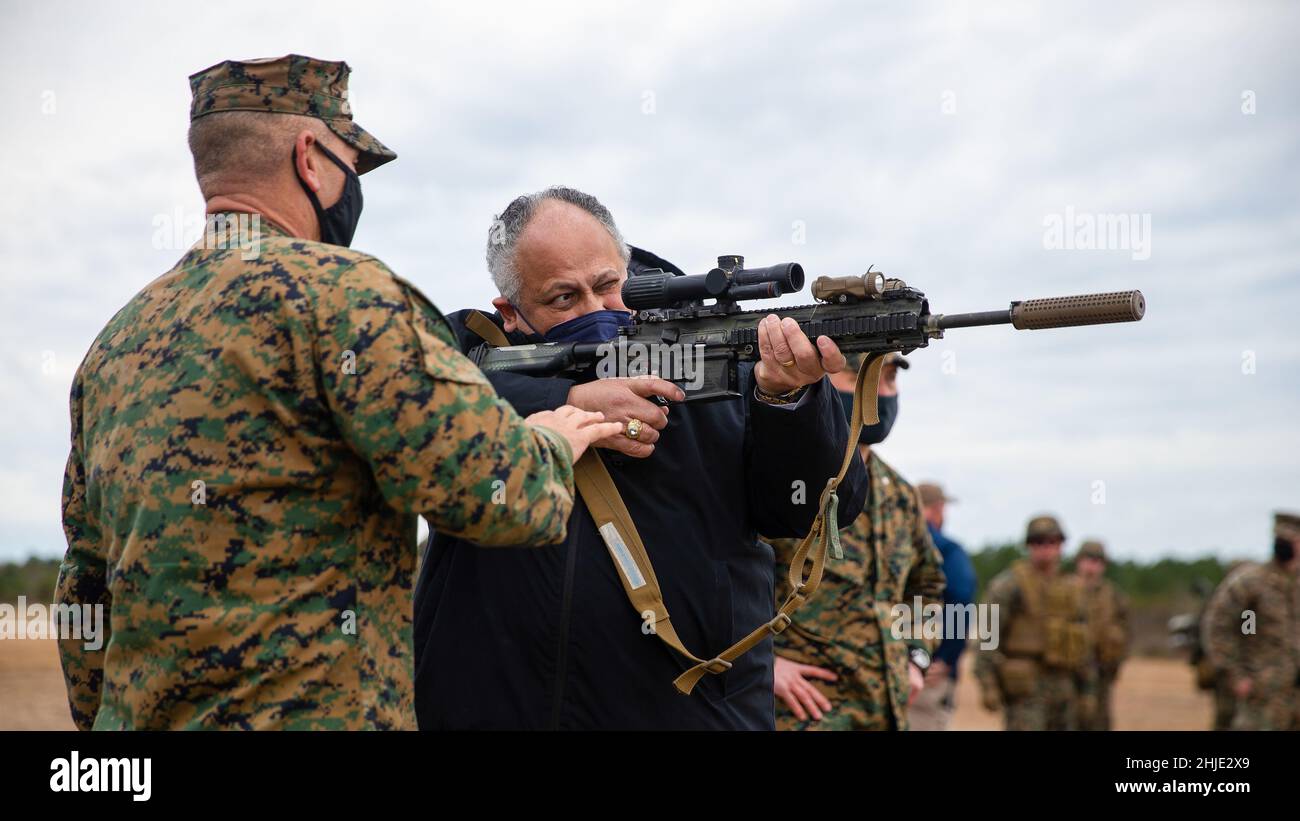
[623,261,804,310]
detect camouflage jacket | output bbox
[974,560,1091,696]
[772,450,945,728]
[55,215,576,730]
[1081,577,1130,674]
[1201,561,1299,692]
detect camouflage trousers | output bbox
[776,663,900,731]
[1212,674,1235,731]
[1078,669,1116,731]
[1230,687,1298,731]
[1003,669,1079,731]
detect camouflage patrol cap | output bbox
[1275,512,1300,542]
[1076,540,1107,561]
[188,54,396,174]
[1025,514,1066,543]
[917,482,955,507]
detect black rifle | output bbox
[469,255,1146,401]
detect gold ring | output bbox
[780,359,796,368]
[625,419,644,440]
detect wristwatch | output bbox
[908,646,931,672]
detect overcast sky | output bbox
[1,0,1297,566]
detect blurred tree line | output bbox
[0,557,61,602]
[1,548,1235,607]
[970,543,1228,606]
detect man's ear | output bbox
[492,296,522,333]
[293,130,321,193]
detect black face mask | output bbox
[839,390,898,446]
[294,143,363,247]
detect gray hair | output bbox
[188,111,325,198]
[486,186,630,304]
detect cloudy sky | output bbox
[1,1,1296,565]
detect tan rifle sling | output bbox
[465,310,882,694]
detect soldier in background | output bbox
[53,55,618,730]
[975,515,1091,730]
[770,353,946,731]
[1073,540,1129,730]
[1200,512,1300,731]
[1188,561,1248,729]
[909,481,976,731]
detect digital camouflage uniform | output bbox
[772,450,945,731]
[975,516,1091,731]
[1201,515,1300,731]
[54,56,578,731]
[1075,541,1129,731]
[1188,561,1248,729]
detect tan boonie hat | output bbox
[1076,540,1107,561]
[1275,512,1300,542]
[188,54,396,174]
[1025,515,1066,543]
[917,482,955,507]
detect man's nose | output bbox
[580,292,611,314]
[599,289,627,312]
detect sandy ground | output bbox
[949,654,1214,730]
[0,639,76,730]
[1,638,1211,731]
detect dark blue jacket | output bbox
[413,251,866,730]
[927,522,975,679]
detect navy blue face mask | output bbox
[518,308,634,343]
[840,391,898,445]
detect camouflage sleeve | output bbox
[1115,588,1132,661]
[767,536,813,659]
[1201,574,1247,675]
[904,498,947,657]
[54,376,109,731]
[310,258,575,545]
[768,537,800,602]
[974,572,1015,696]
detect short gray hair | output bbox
[188,111,324,198]
[486,186,630,304]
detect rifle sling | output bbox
[464,310,511,348]
[464,312,883,695]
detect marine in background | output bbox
[1073,540,1129,730]
[975,515,1091,731]
[909,481,976,731]
[770,353,947,731]
[1200,512,1300,731]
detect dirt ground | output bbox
[1,636,1214,731]
[949,654,1214,730]
[0,639,76,730]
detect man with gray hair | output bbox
[414,186,867,729]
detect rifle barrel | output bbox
[935,310,1012,330]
